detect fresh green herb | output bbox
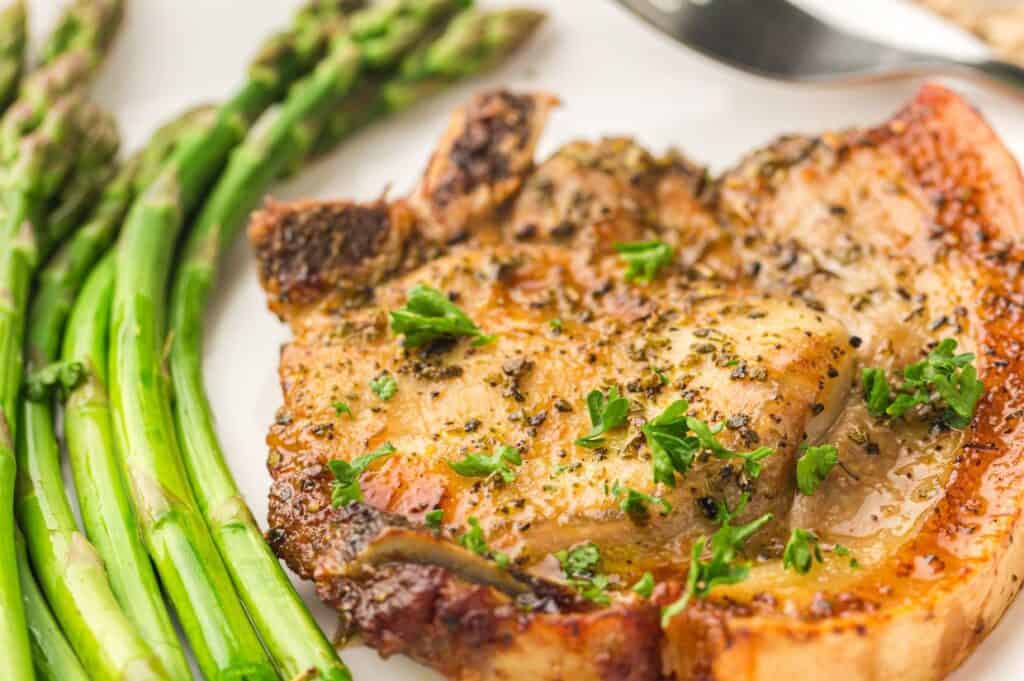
[369,373,397,401]
[329,442,396,507]
[861,367,891,417]
[860,339,983,427]
[782,528,823,575]
[834,544,860,569]
[556,542,610,604]
[424,509,443,530]
[615,240,674,283]
[555,542,601,579]
[575,387,630,449]
[661,494,772,626]
[333,401,353,417]
[448,444,522,483]
[549,318,563,331]
[458,517,509,568]
[632,572,655,598]
[642,400,775,487]
[24,360,86,402]
[611,481,672,516]
[654,368,668,385]
[795,443,838,495]
[575,574,610,604]
[389,284,495,347]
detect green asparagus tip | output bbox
[43,0,125,66]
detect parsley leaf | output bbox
[448,444,522,483]
[860,339,983,427]
[424,509,443,530]
[643,400,699,485]
[615,240,674,283]
[632,572,655,598]
[556,542,610,604]
[643,400,775,487]
[389,284,494,348]
[861,367,891,417]
[555,542,601,579]
[24,360,86,402]
[458,517,509,567]
[369,373,397,401]
[333,401,353,417]
[795,443,838,495]
[575,387,630,449]
[611,481,672,516]
[329,442,395,507]
[661,494,772,626]
[782,528,823,574]
[833,543,860,569]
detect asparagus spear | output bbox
[0,1,26,115]
[58,109,215,681]
[41,0,124,69]
[16,531,89,681]
[17,333,169,681]
[312,6,543,156]
[0,93,87,681]
[15,110,219,681]
[0,0,123,162]
[107,6,383,679]
[38,101,119,259]
[167,6,539,679]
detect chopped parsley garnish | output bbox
[24,360,86,402]
[448,444,522,483]
[795,443,838,495]
[615,240,674,283]
[333,401,352,417]
[389,284,494,348]
[834,543,860,569]
[782,528,823,574]
[549,318,563,331]
[424,509,443,530]
[642,400,775,488]
[661,494,772,626]
[556,542,610,604]
[575,387,630,449]
[458,517,509,567]
[369,373,397,401]
[611,481,672,516]
[329,442,395,507]
[860,338,983,428]
[632,572,655,598]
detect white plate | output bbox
[27,1,1024,679]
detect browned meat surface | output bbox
[251,85,1024,680]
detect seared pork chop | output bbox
[251,86,1024,681]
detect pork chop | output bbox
[250,86,1024,681]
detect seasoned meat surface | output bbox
[251,86,1019,680]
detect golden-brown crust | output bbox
[410,89,560,240]
[254,84,1024,681]
[659,83,1024,681]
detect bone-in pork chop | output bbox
[250,86,1024,681]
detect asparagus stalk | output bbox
[16,531,89,681]
[41,0,124,69]
[166,5,538,679]
[107,6,378,679]
[17,330,169,681]
[57,109,215,681]
[312,6,543,156]
[15,110,218,681]
[0,1,26,115]
[38,101,119,259]
[0,93,87,681]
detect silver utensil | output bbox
[615,0,1024,95]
